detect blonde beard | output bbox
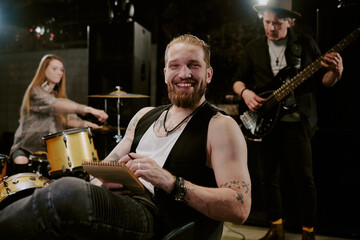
[167,81,206,108]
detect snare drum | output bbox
[42,128,98,176]
[0,154,9,178]
[0,173,52,209]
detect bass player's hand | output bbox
[242,89,265,112]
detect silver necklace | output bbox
[268,39,286,66]
[163,101,206,136]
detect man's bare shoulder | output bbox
[135,106,155,119]
[122,106,155,139]
[208,111,245,142]
[210,112,239,130]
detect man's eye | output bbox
[189,64,200,68]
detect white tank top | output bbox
[135,122,183,194]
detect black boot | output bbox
[259,223,284,240]
[302,230,315,240]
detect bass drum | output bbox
[42,127,98,178]
[0,173,52,210]
[0,154,9,178]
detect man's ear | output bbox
[206,67,213,84]
[287,18,294,28]
[164,68,167,83]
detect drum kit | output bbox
[0,87,149,210]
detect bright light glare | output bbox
[256,0,268,5]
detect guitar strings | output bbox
[261,59,322,112]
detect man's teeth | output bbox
[177,83,192,87]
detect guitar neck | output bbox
[270,27,360,102]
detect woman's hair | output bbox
[164,34,211,68]
[20,54,67,118]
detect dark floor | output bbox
[222,223,358,240]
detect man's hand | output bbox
[120,153,175,193]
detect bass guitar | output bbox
[239,27,360,140]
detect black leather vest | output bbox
[130,101,221,229]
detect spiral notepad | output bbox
[82,161,146,197]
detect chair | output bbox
[161,220,223,240]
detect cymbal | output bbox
[88,89,149,99]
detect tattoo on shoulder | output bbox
[213,112,221,119]
[126,116,139,133]
[132,115,140,127]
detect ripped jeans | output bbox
[0,177,161,239]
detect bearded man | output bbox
[0,34,251,240]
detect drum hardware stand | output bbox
[2,178,11,194]
[62,134,73,169]
[87,129,97,162]
[100,86,122,143]
[0,177,10,194]
[114,86,123,143]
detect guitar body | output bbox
[239,91,281,140]
[239,66,299,140]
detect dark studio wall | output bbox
[0,0,359,238]
[312,4,360,237]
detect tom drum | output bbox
[42,128,98,177]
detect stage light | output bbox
[49,33,55,41]
[35,26,45,35]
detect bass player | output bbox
[232,0,343,240]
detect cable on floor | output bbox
[224,223,246,240]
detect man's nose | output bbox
[179,66,192,78]
[270,24,276,31]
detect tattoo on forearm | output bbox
[183,181,193,204]
[220,180,251,202]
[241,181,250,194]
[220,180,241,189]
[107,152,121,162]
[236,192,244,204]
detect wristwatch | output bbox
[171,176,186,202]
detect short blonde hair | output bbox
[164,34,211,68]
